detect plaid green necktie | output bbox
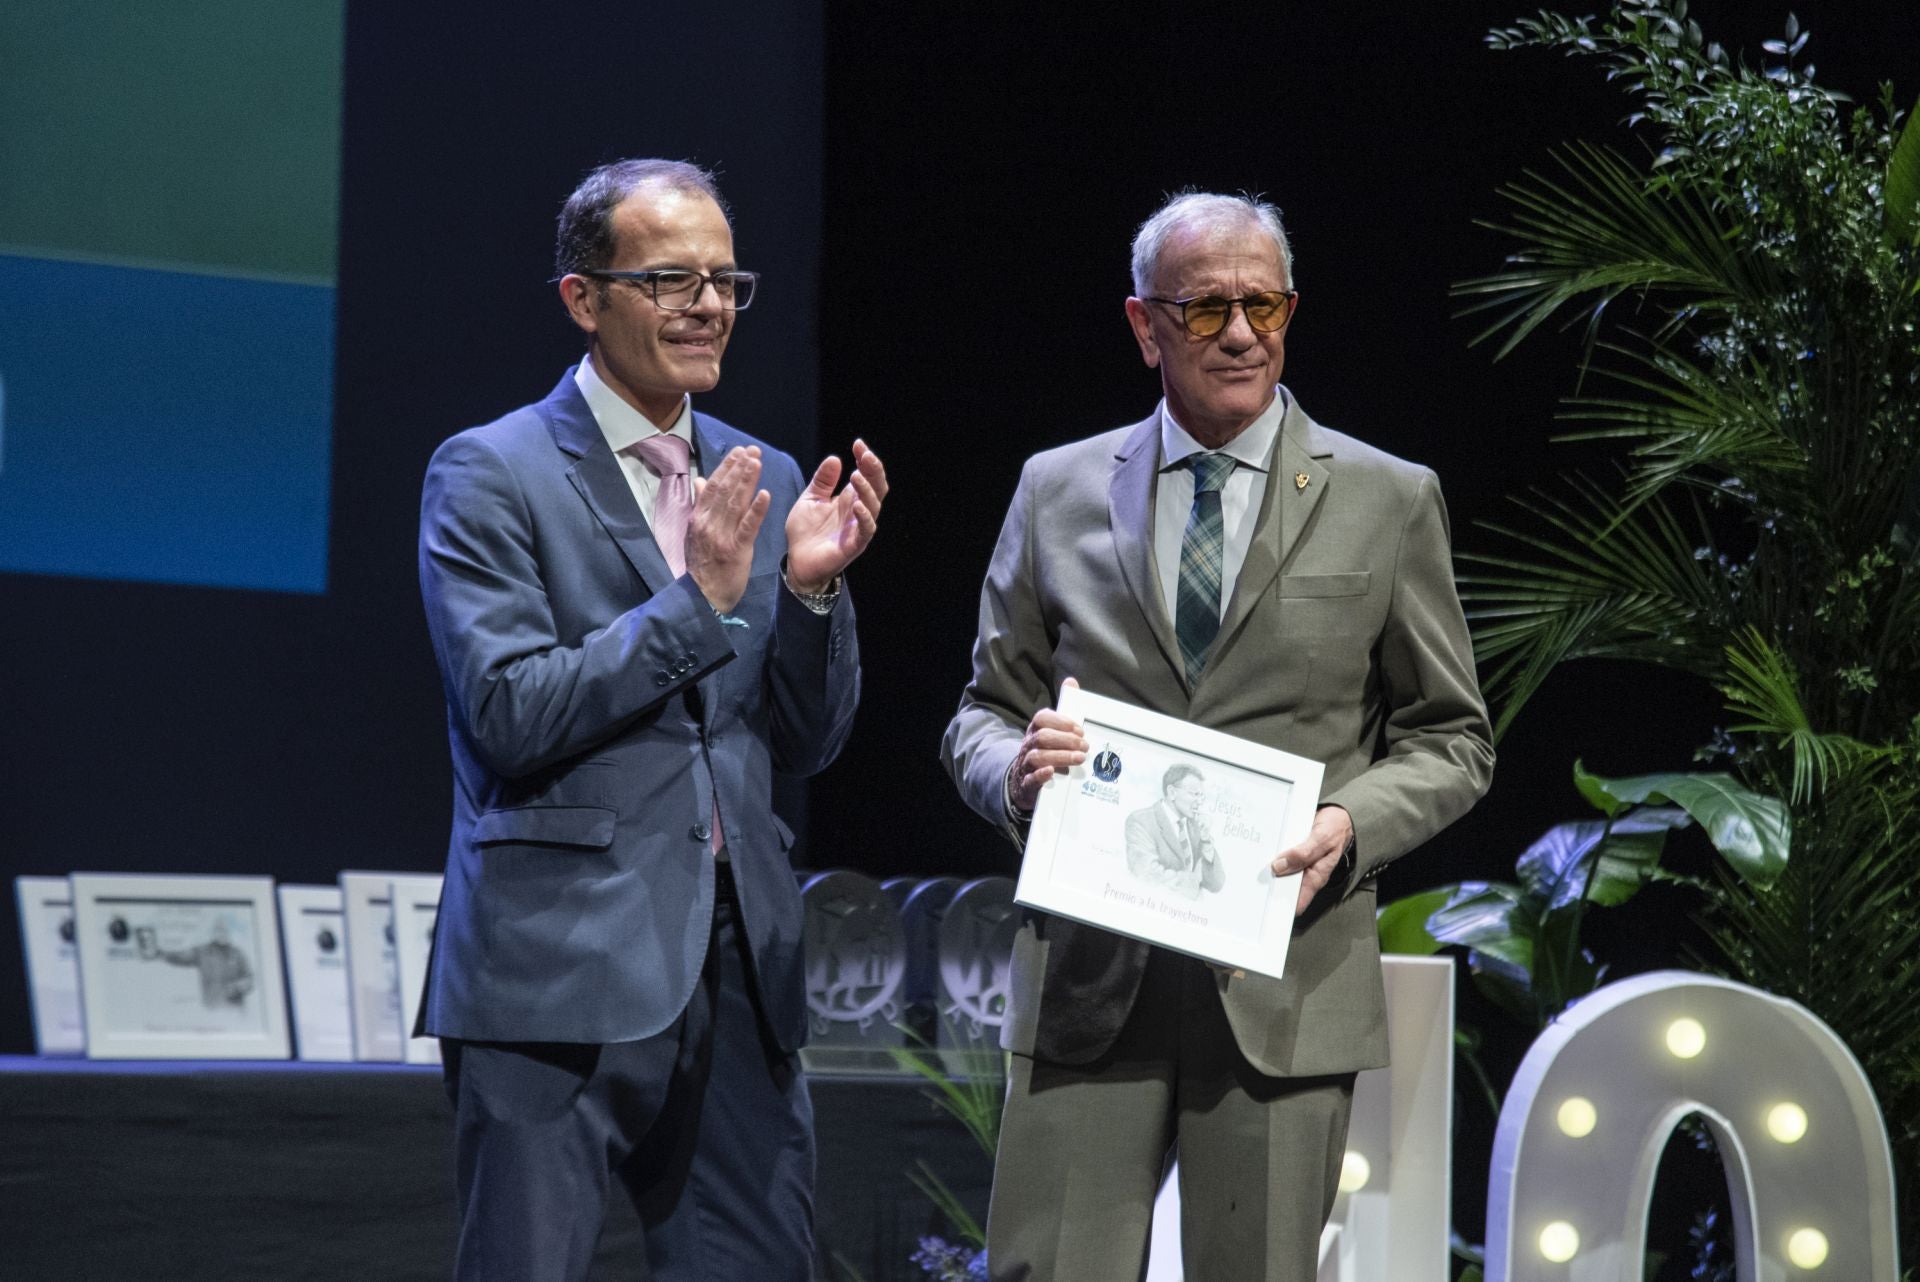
[1175,453,1236,684]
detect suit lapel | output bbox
[1214,392,1330,655]
[1108,417,1185,688]
[548,369,676,595]
[690,410,739,481]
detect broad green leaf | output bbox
[1426,882,1534,976]
[1515,811,1684,908]
[1888,95,1920,246]
[1573,758,1626,817]
[1576,767,1790,887]
[1377,888,1457,955]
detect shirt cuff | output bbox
[1003,757,1033,826]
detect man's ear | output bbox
[1124,296,1160,369]
[558,274,600,336]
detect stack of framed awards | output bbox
[11,871,442,1062]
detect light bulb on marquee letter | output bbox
[1555,1096,1597,1138]
[1338,1150,1371,1194]
[1767,1102,1809,1144]
[1786,1228,1829,1269]
[1665,1017,1706,1059]
[1538,1221,1579,1263]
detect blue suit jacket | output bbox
[417,369,859,1052]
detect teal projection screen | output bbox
[0,2,344,592]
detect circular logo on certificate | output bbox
[1092,746,1123,782]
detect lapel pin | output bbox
[1294,471,1310,492]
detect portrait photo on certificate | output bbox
[1017,686,1324,978]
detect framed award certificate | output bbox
[388,874,443,1066]
[68,873,291,1059]
[15,876,85,1055]
[339,871,406,1062]
[1016,686,1324,979]
[277,884,354,1062]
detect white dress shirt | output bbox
[1151,388,1285,624]
[574,357,696,530]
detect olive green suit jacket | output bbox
[941,391,1494,1078]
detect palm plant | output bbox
[1454,0,1920,1258]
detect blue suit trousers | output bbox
[443,862,815,1282]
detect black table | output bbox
[0,1057,990,1282]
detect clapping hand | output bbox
[687,446,771,613]
[786,440,888,593]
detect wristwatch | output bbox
[785,573,841,615]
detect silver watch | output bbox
[786,575,841,615]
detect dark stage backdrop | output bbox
[2,0,1915,1083]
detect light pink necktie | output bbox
[628,433,693,575]
[627,432,724,855]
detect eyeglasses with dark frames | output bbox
[576,269,760,311]
[1145,290,1297,337]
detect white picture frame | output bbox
[68,873,290,1060]
[1018,686,1323,979]
[15,876,85,1055]
[338,871,407,1062]
[388,874,443,1066]
[276,884,354,1062]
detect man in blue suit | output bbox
[417,158,886,1282]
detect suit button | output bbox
[655,672,670,686]
[690,822,711,842]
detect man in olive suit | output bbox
[942,191,1493,1280]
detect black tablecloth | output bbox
[0,1057,990,1282]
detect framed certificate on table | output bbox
[388,874,444,1066]
[68,873,291,1060]
[1016,686,1324,979]
[15,876,85,1055]
[277,884,354,1062]
[339,871,406,1062]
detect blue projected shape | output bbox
[0,255,333,593]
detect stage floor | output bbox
[0,1056,989,1281]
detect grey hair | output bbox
[554,158,729,281]
[1162,762,1205,793]
[1130,191,1293,296]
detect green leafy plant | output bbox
[887,1027,1007,1254]
[1451,0,1920,1260]
[1382,761,1785,1026]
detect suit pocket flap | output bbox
[474,805,616,849]
[1279,571,1371,599]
